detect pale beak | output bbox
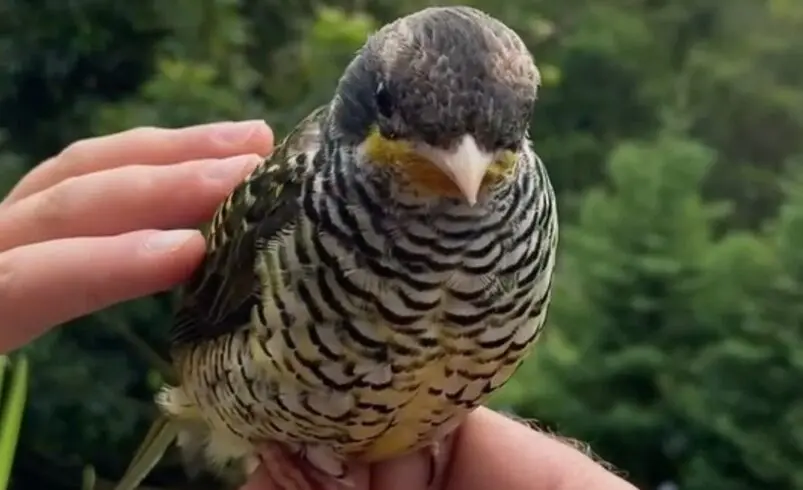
[428,134,494,206]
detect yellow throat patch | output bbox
[363,127,517,199]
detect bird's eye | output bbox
[375,83,394,118]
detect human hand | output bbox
[243,407,637,490]
[0,121,273,353]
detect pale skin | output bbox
[0,121,637,490]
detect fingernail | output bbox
[144,229,199,252]
[212,120,264,146]
[204,154,261,180]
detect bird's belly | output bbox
[174,316,529,462]
[344,351,521,462]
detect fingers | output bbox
[231,409,637,490]
[0,229,205,353]
[445,408,637,490]
[239,469,277,490]
[370,451,430,490]
[4,120,273,205]
[0,154,261,251]
[242,447,371,490]
[241,465,371,490]
[241,439,443,490]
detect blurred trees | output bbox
[1,0,802,489]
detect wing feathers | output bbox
[169,107,329,347]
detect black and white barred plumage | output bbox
[116,7,558,490]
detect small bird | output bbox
[115,5,558,490]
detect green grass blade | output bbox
[82,464,97,490]
[0,355,29,490]
[0,356,8,398]
[114,414,179,490]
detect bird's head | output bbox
[330,6,540,205]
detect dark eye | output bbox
[375,83,394,118]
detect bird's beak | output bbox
[429,135,494,206]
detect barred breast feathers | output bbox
[245,139,559,458]
[165,120,558,462]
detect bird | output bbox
[114,5,558,490]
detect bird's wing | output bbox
[112,107,329,490]
[169,105,329,348]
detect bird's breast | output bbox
[173,199,549,462]
[300,263,534,460]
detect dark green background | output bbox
[1,0,801,488]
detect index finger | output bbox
[4,120,273,205]
[0,229,205,353]
[446,408,637,490]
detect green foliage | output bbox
[0,355,30,490]
[2,0,803,489]
[0,134,27,200]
